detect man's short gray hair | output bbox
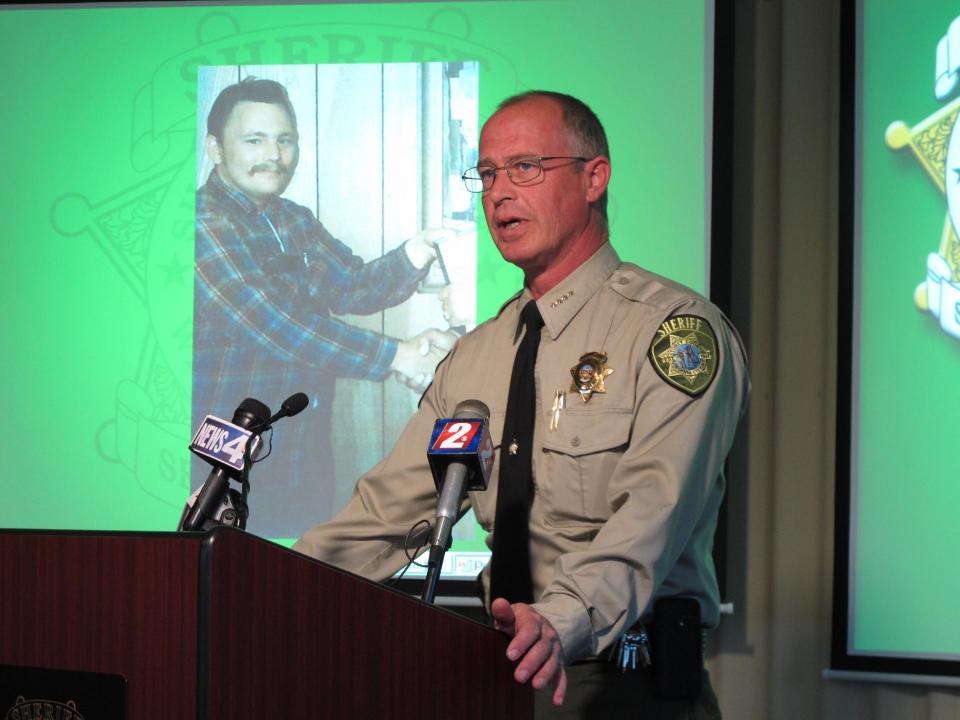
[496,90,610,221]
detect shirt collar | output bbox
[511,242,622,341]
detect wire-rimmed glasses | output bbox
[461,155,591,193]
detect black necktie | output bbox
[490,300,544,605]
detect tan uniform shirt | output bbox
[294,242,750,663]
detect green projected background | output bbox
[853,0,960,659]
[0,2,710,540]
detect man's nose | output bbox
[263,140,281,161]
[485,170,516,205]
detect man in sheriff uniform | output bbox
[294,91,750,718]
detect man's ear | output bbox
[583,155,611,204]
[205,134,222,164]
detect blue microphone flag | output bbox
[190,415,261,472]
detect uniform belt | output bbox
[568,619,655,668]
[573,612,708,700]
[574,618,709,672]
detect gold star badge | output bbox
[570,352,614,402]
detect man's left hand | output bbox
[490,597,567,706]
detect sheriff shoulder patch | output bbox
[648,314,718,396]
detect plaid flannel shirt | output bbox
[192,170,427,536]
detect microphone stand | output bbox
[421,465,467,604]
[232,437,256,530]
[178,429,262,532]
[421,540,448,604]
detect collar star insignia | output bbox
[570,352,614,402]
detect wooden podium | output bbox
[0,528,532,719]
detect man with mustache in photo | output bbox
[194,77,453,536]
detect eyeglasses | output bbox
[461,155,591,193]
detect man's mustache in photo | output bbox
[249,162,291,176]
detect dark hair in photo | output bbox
[207,77,298,141]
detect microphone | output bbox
[262,391,309,428]
[422,399,494,603]
[180,397,272,532]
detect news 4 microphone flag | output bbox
[190,415,261,473]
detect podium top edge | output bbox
[0,527,218,540]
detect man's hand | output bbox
[403,228,455,270]
[438,284,472,329]
[391,329,457,392]
[491,597,567,706]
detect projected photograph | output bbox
[3,0,713,564]
[192,62,479,538]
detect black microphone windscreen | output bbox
[281,392,309,417]
[234,397,272,428]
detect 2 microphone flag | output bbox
[426,417,494,491]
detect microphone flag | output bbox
[190,414,262,473]
[426,417,494,492]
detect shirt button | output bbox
[618,277,629,285]
[571,436,581,447]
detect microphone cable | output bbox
[385,519,432,587]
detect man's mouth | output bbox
[498,217,525,229]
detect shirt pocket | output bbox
[539,408,633,527]
[469,411,504,531]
